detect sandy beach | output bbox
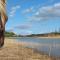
[0,38,59,60]
[38,36,60,38]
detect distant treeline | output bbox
[4,31,60,37]
[5,31,25,37]
[25,32,60,37]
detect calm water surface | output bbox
[15,37,60,57]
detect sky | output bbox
[6,0,60,35]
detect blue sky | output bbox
[6,0,60,35]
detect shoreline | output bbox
[5,36,60,39]
[0,38,57,60]
[38,36,60,38]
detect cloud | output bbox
[9,5,20,17]
[22,7,34,14]
[48,0,54,3]
[6,28,14,32]
[19,30,32,35]
[27,3,60,22]
[11,5,20,10]
[14,24,31,30]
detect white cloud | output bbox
[19,30,32,35]
[28,3,60,22]
[14,24,31,30]
[22,7,34,14]
[54,3,60,7]
[48,0,54,3]
[11,5,20,10]
[9,5,20,17]
[6,28,14,32]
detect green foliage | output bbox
[25,32,60,37]
[4,31,60,37]
[4,31,24,37]
[4,31,16,37]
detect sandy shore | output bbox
[0,38,58,60]
[38,36,60,38]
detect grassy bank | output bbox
[0,38,59,60]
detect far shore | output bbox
[38,36,60,38]
[5,35,60,39]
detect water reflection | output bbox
[15,37,60,57]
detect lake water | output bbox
[15,37,60,57]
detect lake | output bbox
[14,37,60,57]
